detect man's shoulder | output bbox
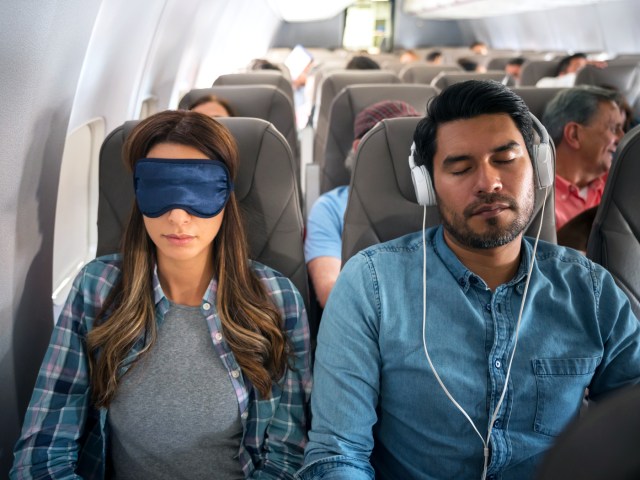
[530,238,595,272]
[357,229,425,259]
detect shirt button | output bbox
[231,369,240,378]
[495,360,502,369]
[487,475,496,480]
[494,419,501,429]
[241,411,248,419]
[458,278,465,286]
[203,302,211,311]
[214,332,223,341]
[485,303,492,312]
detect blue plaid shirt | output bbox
[11,255,312,479]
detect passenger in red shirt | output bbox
[542,86,624,230]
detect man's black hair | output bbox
[507,57,525,67]
[555,53,587,76]
[346,55,381,70]
[426,50,442,62]
[413,80,534,180]
[457,58,479,72]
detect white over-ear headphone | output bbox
[409,112,554,206]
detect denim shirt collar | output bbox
[431,225,532,293]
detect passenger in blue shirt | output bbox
[297,80,640,480]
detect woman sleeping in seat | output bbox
[11,110,312,480]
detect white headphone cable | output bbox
[421,187,548,480]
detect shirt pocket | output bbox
[532,356,600,437]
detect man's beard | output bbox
[438,189,535,249]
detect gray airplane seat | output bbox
[575,63,640,109]
[510,87,567,120]
[587,124,640,318]
[342,117,557,264]
[179,85,300,175]
[313,70,401,185]
[535,385,640,480]
[320,84,436,193]
[399,63,462,84]
[431,71,514,91]
[96,116,311,328]
[519,59,562,86]
[213,71,295,106]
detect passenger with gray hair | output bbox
[542,86,624,230]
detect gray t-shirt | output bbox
[108,304,244,479]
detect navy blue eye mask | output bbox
[134,158,233,218]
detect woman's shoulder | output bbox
[74,254,123,293]
[249,260,305,321]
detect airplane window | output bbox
[343,1,393,53]
[51,118,105,321]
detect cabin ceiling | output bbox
[403,0,623,19]
[267,0,354,21]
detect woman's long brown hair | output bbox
[87,111,288,408]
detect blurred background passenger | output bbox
[305,100,420,308]
[470,41,488,55]
[536,53,606,87]
[400,49,419,64]
[346,55,380,70]
[188,94,236,118]
[542,86,624,230]
[505,57,526,84]
[248,58,282,72]
[457,57,486,72]
[426,50,443,65]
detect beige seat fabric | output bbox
[399,63,462,84]
[510,87,568,120]
[213,71,295,106]
[342,117,557,263]
[320,84,435,192]
[313,70,401,172]
[587,124,640,318]
[431,71,514,90]
[519,59,561,86]
[179,85,299,176]
[96,117,311,325]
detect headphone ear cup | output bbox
[410,164,437,206]
[532,142,554,189]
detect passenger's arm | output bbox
[304,190,345,307]
[588,266,640,399]
[250,280,313,479]
[307,256,341,307]
[296,253,379,480]
[10,269,96,479]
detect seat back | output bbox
[520,59,561,86]
[96,116,310,319]
[213,71,295,106]
[510,87,568,120]
[587,124,640,318]
[399,63,462,84]
[313,70,401,175]
[178,85,299,174]
[431,71,513,90]
[342,117,557,263]
[575,63,640,108]
[320,84,435,192]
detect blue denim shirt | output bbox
[297,226,640,480]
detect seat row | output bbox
[96,112,640,345]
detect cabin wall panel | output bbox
[0,1,101,477]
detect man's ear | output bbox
[563,122,582,150]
